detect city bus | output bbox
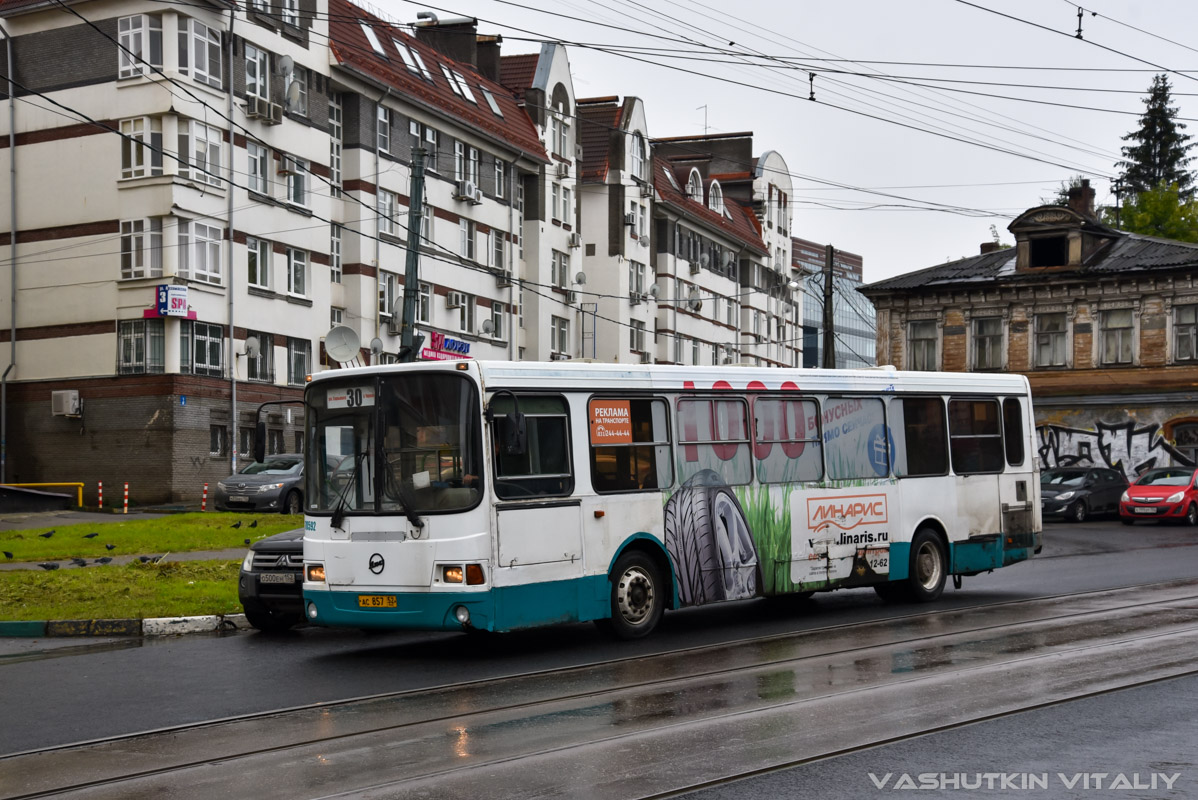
[296,361,1041,639]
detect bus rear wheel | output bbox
[907,528,947,602]
[603,551,663,640]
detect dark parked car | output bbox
[1119,466,1198,525]
[239,528,304,632]
[215,454,304,514]
[1041,467,1129,523]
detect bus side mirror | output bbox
[254,421,266,463]
[502,412,527,457]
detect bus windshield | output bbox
[306,372,483,515]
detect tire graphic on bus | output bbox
[663,470,759,605]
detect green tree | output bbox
[1108,182,1198,243]
[1117,75,1195,199]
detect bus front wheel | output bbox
[907,528,947,602]
[603,551,664,640]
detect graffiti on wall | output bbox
[1037,419,1195,478]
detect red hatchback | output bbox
[1120,467,1198,525]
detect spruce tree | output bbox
[1117,74,1195,199]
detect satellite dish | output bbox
[325,325,361,363]
[648,284,659,298]
[699,252,710,267]
[688,289,702,313]
[277,55,294,77]
[244,335,261,359]
[481,319,495,335]
[286,80,303,111]
[369,337,384,356]
[574,271,587,285]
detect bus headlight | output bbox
[306,564,326,583]
[443,565,464,583]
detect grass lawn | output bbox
[0,560,242,621]
[0,512,302,563]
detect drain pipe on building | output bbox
[227,8,237,475]
[2,22,17,484]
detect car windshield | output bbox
[1135,469,1193,487]
[240,457,302,475]
[306,373,482,515]
[1041,469,1087,487]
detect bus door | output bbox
[948,398,1006,571]
[997,397,1037,559]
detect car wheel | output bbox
[1187,504,1198,526]
[243,602,301,633]
[1069,500,1088,524]
[284,491,302,515]
[602,550,664,640]
[907,528,947,603]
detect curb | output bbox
[0,614,252,638]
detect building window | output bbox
[1029,236,1068,268]
[1034,312,1067,367]
[629,261,646,295]
[245,44,268,100]
[117,319,164,374]
[687,169,703,202]
[553,101,569,157]
[246,331,273,381]
[490,301,504,339]
[284,67,308,116]
[459,294,476,333]
[630,133,645,181]
[118,14,162,78]
[551,250,570,289]
[329,94,342,194]
[909,320,937,371]
[409,122,438,172]
[973,317,1003,370]
[460,219,476,260]
[708,181,724,215]
[630,319,646,352]
[120,117,162,179]
[420,204,433,242]
[494,159,506,199]
[267,428,284,455]
[178,220,222,284]
[179,18,222,89]
[551,315,569,356]
[378,271,398,318]
[378,190,398,237]
[287,338,310,385]
[239,427,255,457]
[210,424,227,457]
[417,282,431,323]
[179,120,222,187]
[281,0,299,27]
[330,307,342,326]
[330,224,342,284]
[246,236,270,289]
[120,218,162,279]
[377,105,390,153]
[551,183,561,221]
[286,248,307,296]
[247,142,268,194]
[1101,309,1134,365]
[1176,305,1198,361]
[454,140,465,181]
[182,321,223,377]
[468,147,480,185]
[493,231,505,271]
[562,186,573,227]
[284,156,307,206]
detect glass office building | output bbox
[793,238,876,369]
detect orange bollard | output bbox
[201,483,209,512]
[98,481,103,510]
[123,482,129,515]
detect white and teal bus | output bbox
[298,361,1041,639]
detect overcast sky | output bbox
[378,0,1198,284]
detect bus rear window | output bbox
[589,398,673,493]
[491,395,573,499]
[1003,398,1025,466]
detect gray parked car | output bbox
[215,454,304,514]
[239,528,304,632]
[1041,466,1129,522]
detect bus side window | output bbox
[825,397,889,480]
[891,397,948,477]
[676,397,752,485]
[589,398,673,493]
[753,396,823,484]
[1003,397,1025,466]
[490,395,573,499]
[948,398,1004,474]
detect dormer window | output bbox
[708,180,724,215]
[686,169,702,202]
[1029,235,1068,268]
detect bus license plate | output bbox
[358,595,397,608]
[1134,507,1156,514]
[259,573,294,584]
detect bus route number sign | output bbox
[327,387,376,409]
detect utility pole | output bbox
[399,147,426,362]
[822,244,836,369]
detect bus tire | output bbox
[907,528,947,602]
[605,551,663,640]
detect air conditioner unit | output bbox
[555,162,570,178]
[471,187,484,204]
[568,233,581,248]
[276,155,297,175]
[246,96,270,120]
[566,290,578,304]
[446,291,465,309]
[550,352,571,361]
[629,292,643,306]
[688,260,701,275]
[387,315,402,336]
[623,213,636,226]
[495,270,513,288]
[640,183,654,198]
[51,389,81,417]
[268,102,283,125]
[454,180,477,201]
[639,351,652,364]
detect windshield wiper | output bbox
[330,452,364,531]
[381,447,424,531]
